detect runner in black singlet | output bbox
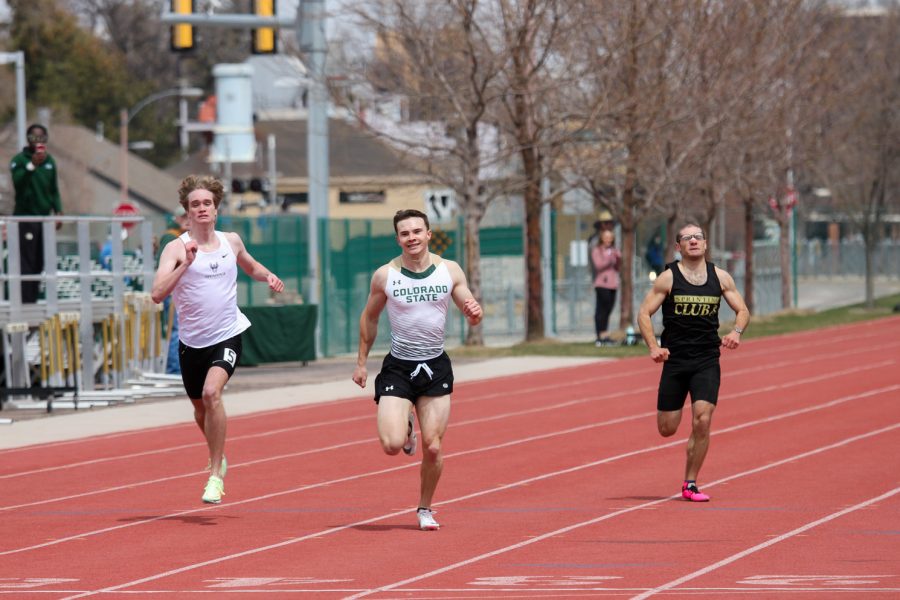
[637,223,750,502]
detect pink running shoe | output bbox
[682,482,710,502]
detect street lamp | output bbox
[119,86,204,202]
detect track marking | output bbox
[343,424,900,600]
[3,379,896,554]
[1,352,892,510]
[0,357,892,513]
[631,488,900,600]
[2,332,895,469]
[56,412,900,598]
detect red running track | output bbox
[1,317,899,599]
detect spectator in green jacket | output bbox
[9,124,63,303]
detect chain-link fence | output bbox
[218,214,898,356]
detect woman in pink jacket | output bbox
[591,230,621,346]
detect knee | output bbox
[692,412,712,437]
[657,413,679,437]
[378,432,403,455]
[658,423,678,437]
[201,386,222,409]
[422,437,442,463]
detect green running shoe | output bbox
[205,455,227,478]
[202,475,225,504]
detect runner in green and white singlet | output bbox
[352,209,483,530]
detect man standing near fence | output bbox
[352,209,483,530]
[637,223,750,502]
[152,175,284,504]
[9,123,63,303]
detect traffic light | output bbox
[170,0,195,52]
[252,0,277,54]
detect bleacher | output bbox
[46,254,143,301]
[1,216,181,416]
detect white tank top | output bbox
[385,254,453,361]
[172,231,251,348]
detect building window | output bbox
[282,192,308,211]
[339,191,385,204]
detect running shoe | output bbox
[205,455,227,478]
[402,409,417,456]
[417,507,440,530]
[682,481,710,502]
[202,475,225,504]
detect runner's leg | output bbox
[415,394,451,509]
[685,400,715,481]
[202,366,229,479]
[376,396,414,455]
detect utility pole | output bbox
[300,0,329,310]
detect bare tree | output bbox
[337,0,516,345]
[494,0,579,340]
[566,0,745,326]
[808,6,900,308]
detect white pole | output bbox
[0,52,27,148]
[541,178,555,337]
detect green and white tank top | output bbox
[384,253,453,361]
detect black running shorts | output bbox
[657,359,721,412]
[179,334,243,400]
[373,351,454,404]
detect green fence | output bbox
[218,214,526,357]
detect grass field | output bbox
[449,292,900,360]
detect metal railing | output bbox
[1,216,180,411]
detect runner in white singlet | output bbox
[152,175,284,505]
[352,209,483,530]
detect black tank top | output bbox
[660,261,722,364]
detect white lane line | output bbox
[1,339,892,483]
[630,486,900,600]
[0,359,892,513]
[66,421,900,600]
[344,424,900,600]
[2,377,896,554]
[1,324,894,465]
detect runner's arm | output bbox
[717,267,750,349]
[151,239,189,304]
[638,269,672,363]
[447,260,483,326]
[229,232,284,292]
[352,266,389,388]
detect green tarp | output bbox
[238,305,317,366]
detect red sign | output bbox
[114,202,140,229]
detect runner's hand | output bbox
[267,273,284,293]
[649,346,669,363]
[183,240,198,266]
[352,365,367,388]
[463,298,483,326]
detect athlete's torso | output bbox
[384,253,454,361]
[660,260,722,363]
[172,230,250,348]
